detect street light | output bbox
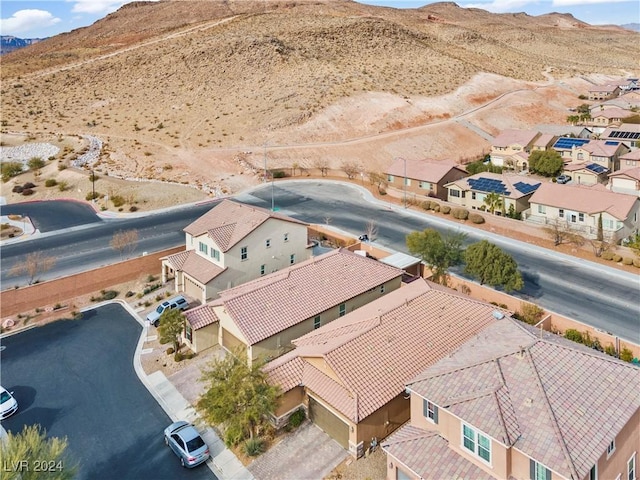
[91,169,96,202]
[264,141,275,211]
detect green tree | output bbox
[483,192,503,214]
[464,240,524,292]
[198,351,280,445]
[0,424,78,480]
[528,150,563,177]
[407,228,465,285]
[157,308,185,352]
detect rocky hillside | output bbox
[0,0,637,185]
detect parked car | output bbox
[556,174,571,184]
[0,386,18,419]
[164,421,210,468]
[146,295,189,327]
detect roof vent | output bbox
[524,398,533,407]
[492,310,505,320]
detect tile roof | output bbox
[164,249,226,284]
[407,319,640,480]
[592,107,633,119]
[609,166,640,181]
[385,158,466,183]
[563,162,608,174]
[602,123,640,137]
[445,172,540,198]
[382,425,494,480]
[620,150,640,161]
[184,303,221,330]
[589,84,619,93]
[264,279,503,422]
[579,139,626,157]
[183,199,308,252]
[533,133,556,148]
[492,129,539,148]
[217,249,403,345]
[529,182,638,220]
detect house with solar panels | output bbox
[552,138,629,173]
[602,123,640,149]
[489,129,540,171]
[563,162,609,186]
[445,173,541,216]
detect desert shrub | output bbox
[58,181,68,191]
[111,195,125,207]
[469,213,485,224]
[564,329,583,343]
[421,201,431,210]
[427,201,438,210]
[89,172,99,182]
[620,348,634,362]
[451,208,469,220]
[272,170,287,178]
[622,257,633,265]
[129,205,138,212]
[601,251,615,261]
[432,205,440,212]
[23,182,36,189]
[441,205,451,214]
[166,347,175,355]
[155,294,164,302]
[288,408,306,428]
[125,290,135,298]
[184,351,196,360]
[378,188,386,195]
[518,303,545,325]
[147,274,158,282]
[612,254,622,262]
[21,188,34,196]
[174,351,184,362]
[604,344,617,357]
[634,258,640,268]
[243,438,266,457]
[45,178,57,187]
[12,185,23,193]
[224,424,244,447]
[143,283,162,295]
[86,191,100,201]
[1,162,23,182]
[57,162,68,171]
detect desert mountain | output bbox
[1,0,638,191]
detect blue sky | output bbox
[1,0,638,38]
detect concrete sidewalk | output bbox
[126,301,253,480]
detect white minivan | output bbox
[146,295,189,327]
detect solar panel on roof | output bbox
[469,177,510,195]
[586,163,608,174]
[633,133,640,139]
[604,141,619,146]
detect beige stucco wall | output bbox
[590,408,640,480]
[387,168,467,201]
[571,170,599,186]
[187,322,218,353]
[273,386,305,418]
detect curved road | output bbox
[1,182,638,342]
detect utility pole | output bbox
[403,157,407,209]
[263,142,268,183]
[91,169,96,202]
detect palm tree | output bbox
[483,192,503,214]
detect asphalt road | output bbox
[0,303,215,480]
[1,182,638,342]
[0,200,101,232]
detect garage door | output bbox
[221,328,247,356]
[309,396,349,449]
[184,277,203,301]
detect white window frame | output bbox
[199,241,208,254]
[461,423,491,465]
[533,461,551,480]
[387,174,394,182]
[559,208,564,218]
[260,264,265,276]
[538,204,546,214]
[629,452,636,480]
[607,439,616,458]
[211,248,220,261]
[380,284,385,294]
[339,303,346,317]
[579,212,585,222]
[313,315,321,329]
[241,246,248,261]
[290,254,295,265]
[449,189,460,198]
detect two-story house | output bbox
[161,199,311,303]
[591,106,633,127]
[489,129,540,170]
[182,248,403,361]
[265,279,504,458]
[555,139,629,173]
[602,123,640,149]
[587,84,621,101]
[445,173,541,216]
[385,158,468,201]
[618,150,640,171]
[527,183,640,239]
[383,318,639,480]
[551,137,591,161]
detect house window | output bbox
[571,214,577,223]
[419,181,432,190]
[559,209,564,218]
[266,238,271,248]
[211,249,220,261]
[185,323,192,342]
[530,460,551,480]
[423,399,438,423]
[314,316,321,329]
[471,192,477,200]
[198,242,208,255]
[388,174,394,182]
[339,303,346,317]
[284,233,289,242]
[404,178,411,186]
[462,424,491,464]
[590,464,597,480]
[241,246,248,261]
[380,284,385,294]
[260,264,265,276]
[608,439,616,458]
[579,213,585,222]
[629,453,636,480]
[537,205,546,214]
[290,254,295,265]
[449,189,460,198]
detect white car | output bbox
[0,386,18,419]
[146,295,189,327]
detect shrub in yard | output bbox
[58,181,68,192]
[433,205,440,212]
[604,344,617,357]
[441,205,451,214]
[45,178,57,187]
[469,213,485,224]
[125,290,135,298]
[451,208,469,220]
[288,408,306,428]
[564,328,583,343]
[612,254,622,262]
[102,290,118,300]
[421,201,431,210]
[111,195,125,207]
[174,351,184,362]
[634,258,640,268]
[601,251,615,261]
[272,170,287,178]
[184,351,196,360]
[85,191,100,201]
[23,182,36,189]
[21,188,34,196]
[224,424,244,447]
[12,185,24,193]
[129,205,138,212]
[243,438,265,457]
[166,347,175,355]
[622,257,633,265]
[378,188,386,195]
[620,347,634,362]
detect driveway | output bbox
[0,303,214,480]
[248,421,348,480]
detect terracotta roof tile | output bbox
[529,182,638,220]
[383,425,494,480]
[266,356,305,392]
[620,150,640,161]
[492,129,539,148]
[167,250,226,284]
[386,158,466,183]
[609,166,640,180]
[579,139,625,156]
[184,199,307,252]
[407,319,640,480]
[219,249,403,345]
[533,133,556,147]
[446,172,540,199]
[592,107,633,119]
[184,304,220,330]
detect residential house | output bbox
[602,123,640,149]
[182,248,404,361]
[621,90,640,108]
[619,149,640,170]
[587,84,621,101]
[383,318,640,480]
[445,173,541,216]
[489,129,540,169]
[531,133,557,153]
[562,162,608,186]
[385,158,468,201]
[551,137,591,161]
[161,199,311,303]
[536,125,592,139]
[556,139,629,172]
[526,183,640,239]
[608,167,640,196]
[591,107,634,127]
[264,279,504,457]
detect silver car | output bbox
[164,421,210,468]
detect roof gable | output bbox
[492,129,539,148]
[386,158,466,183]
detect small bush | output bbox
[601,251,615,261]
[612,254,622,262]
[86,191,100,201]
[146,274,158,282]
[102,290,118,300]
[243,438,265,457]
[12,185,24,193]
[125,291,135,298]
[23,182,36,189]
[111,195,125,207]
[469,213,485,224]
[433,205,440,212]
[604,344,617,357]
[620,348,634,362]
[272,170,287,178]
[129,205,138,212]
[143,283,161,295]
[174,351,184,362]
[224,424,244,447]
[441,205,451,214]
[184,352,196,360]
[564,328,583,343]
[58,181,68,192]
[451,208,469,220]
[288,408,306,428]
[21,188,34,196]
[58,162,68,171]
[166,347,175,355]
[622,257,633,265]
[45,178,58,187]
[421,201,431,211]
[633,258,640,268]
[378,188,386,195]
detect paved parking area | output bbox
[247,421,348,480]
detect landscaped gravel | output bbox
[0,142,60,167]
